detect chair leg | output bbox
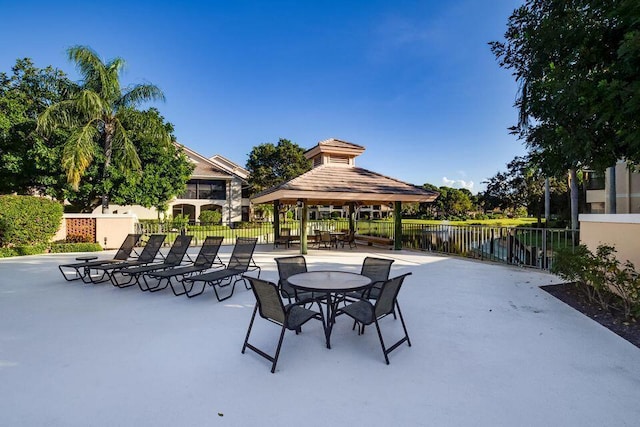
[184,279,206,298]
[168,277,188,296]
[374,320,391,365]
[242,305,287,373]
[242,305,259,354]
[374,303,411,365]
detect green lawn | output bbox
[402,218,542,227]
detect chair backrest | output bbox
[137,234,166,263]
[275,256,307,297]
[374,273,412,318]
[320,231,332,243]
[281,228,291,237]
[245,276,286,324]
[164,235,193,265]
[227,237,258,271]
[361,257,394,283]
[193,236,224,267]
[113,233,142,261]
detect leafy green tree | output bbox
[63,109,193,213]
[490,0,640,226]
[37,46,170,213]
[482,155,568,221]
[0,59,73,198]
[246,138,311,194]
[490,0,640,173]
[426,186,474,219]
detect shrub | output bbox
[66,234,94,243]
[199,210,222,225]
[0,195,63,247]
[552,244,640,319]
[0,242,102,258]
[50,242,103,253]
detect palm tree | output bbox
[38,45,170,213]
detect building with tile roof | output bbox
[94,144,250,224]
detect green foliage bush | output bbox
[552,244,640,319]
[49,242,102,253]
[0,242,102,258]
[199,210,222,225]
[0,195,63,246]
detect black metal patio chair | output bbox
[274,255,321,303]
[84,234,166,285]
[112,235,193,288]
[142,236,225,295]
[241,276,324,373]
[335,272,412,364]
[181,237,259,300]
[360,256,395,300]
[58,233,142,282]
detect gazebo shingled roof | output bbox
[251,164,437,205]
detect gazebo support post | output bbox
[348,203,355,233]
[394,201,402,250]
[300,200,308,255]
[273,200,280,243]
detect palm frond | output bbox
[78,90,107,119]
[67,46,104,90]
[111,118,142,172]
[104,58,125,106]
[119,84,165,108]
[62,123,99,189]
[37,99,83,134]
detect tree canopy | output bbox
[1,57,193,213]
[482,155,568,219]
[37,46,171,212]
[245,138,311,195]
[0,59,72,199]
[490,0,640,175]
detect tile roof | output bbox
[251,164,438,204]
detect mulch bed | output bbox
[541,283,640,349]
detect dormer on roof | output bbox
[304,138,365,168]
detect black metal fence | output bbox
[135,220,579,271]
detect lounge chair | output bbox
[142,236,225,295]
[335,273,412,364]
[241,276,324,373]
[83,234,166,285]
[181,237,259,300]
[58,233,142,282]
[111,235,193,288]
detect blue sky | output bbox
[1,0,527,194]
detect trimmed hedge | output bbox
[0,195,63,246]
[0,242,102,258]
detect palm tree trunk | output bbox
[101,123,114,214]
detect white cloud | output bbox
[442,176,474,190]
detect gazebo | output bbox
[251,138,438,253]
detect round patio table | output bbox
[288,271,371,349]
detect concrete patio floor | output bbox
[1,245,640,426]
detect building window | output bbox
[241,186,250,198]
[241,206,250,222]
[179,180,226,200]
